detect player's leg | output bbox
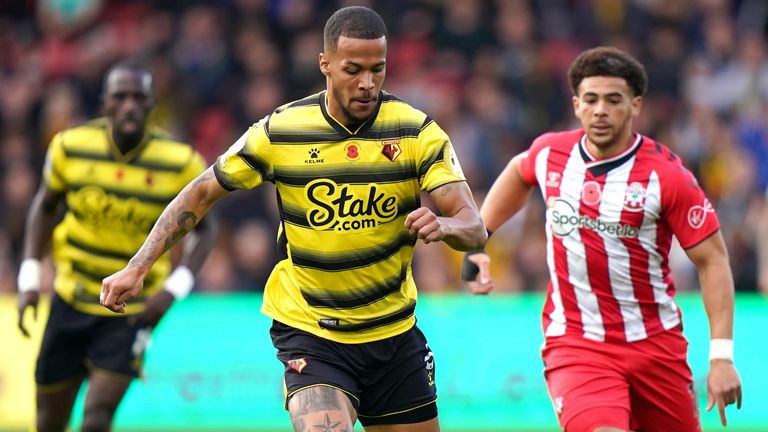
[288,385,357,431]
[35,294,91,431]
[271,320,362,431]
[80,371,131,432]
[627,329,701,432]
[36,378,85,432]
[364,417,439,432]
[80,314,150,431]
[542,337,632,432]
[357,326,439,432]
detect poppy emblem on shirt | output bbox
[345,143,360,160]
[145,171,154,187]
[380,138,401,162]
[581,181,601,206]
[622,182,646,212]
[687,199,714,229]
[287,358,307,374]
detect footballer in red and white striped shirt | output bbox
[463,46,741,432]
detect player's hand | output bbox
[405,207,444,244]
[17,291,40,338]
[461,251,494,294]
[101,266,145,313]
[131,290,174,328]
[706,359,742,426]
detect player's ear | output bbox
[319,52,330,77]
[631,95,642,118]
[571,95,580,116]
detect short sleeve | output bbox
[662,165,720,249]
[417,119,465,192]
[42,132,68,192]
[214,117,272,191]
[519,133,555,186]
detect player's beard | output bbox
[113,118,146,151]
[335,91,375,126]
[589,122,632,153]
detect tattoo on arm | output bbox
[128,169,215,270]
[163,211,198,250]
[438,183,453,197]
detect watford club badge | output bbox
[287,358,307,374]
[381,138,401,162]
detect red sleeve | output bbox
[518,133,554,186]
[661,163,719,249]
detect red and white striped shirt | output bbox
[519,130,719,343]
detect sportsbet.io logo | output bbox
[305,179,398,232]
[547,197,638,238]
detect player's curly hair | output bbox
[323,6,387,52]
[568,47,648,97]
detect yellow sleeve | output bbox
[417,118,466,192]
[42,132,68,192]
[214,117,272,191]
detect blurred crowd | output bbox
[1,0,768,295]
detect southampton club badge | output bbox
[623,182,646,212]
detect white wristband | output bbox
[163,266,195,299]
[709,338,734,361]
[17,258,42,293]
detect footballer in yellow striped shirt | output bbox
[100,6,487,432]
[16,62,216,432]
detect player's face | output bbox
[573,76,641,155]
[320,36,386,125]
[103,69,154,139]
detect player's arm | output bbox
[480,153,534,232]
[406,180,486,251]
[101,166,229,313]
[756,195,768,294]
[16,183,65,336]
[136,210,220,327]
[684,231,742,426]
[461,154,534,293]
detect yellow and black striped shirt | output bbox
[215,91,466,343]
[44,118,206,315]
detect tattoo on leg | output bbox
[291,417,306,432]
[289,387,353,432]
[293,386,343,416]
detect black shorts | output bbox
[36,294,152,387]
[270,320,438,426]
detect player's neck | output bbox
[324,94,367,131]
[112,129,146,155]
[585,131,635,160]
